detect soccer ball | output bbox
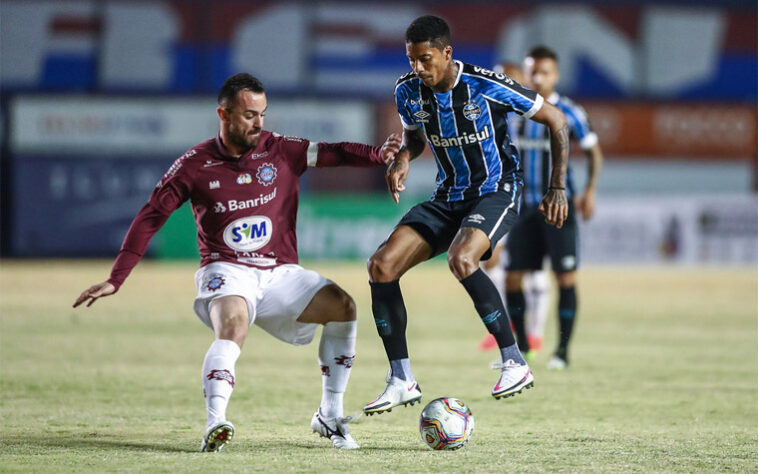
[418,397,475,450]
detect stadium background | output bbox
[1,0,756,264]
[1,1,757,470]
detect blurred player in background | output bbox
[477,63,551,357]
[74,73,400,451]
[363,16,570,416]
[505,46,604,370]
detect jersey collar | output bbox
[452,60,463,89]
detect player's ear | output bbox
[217,105,228,122]
[444,45,452,61]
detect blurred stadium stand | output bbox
[1,0,756,264]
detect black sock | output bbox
[505,290,529,351]
[370,280,409,360]
[557,286,577,356]
[460,269,516,348]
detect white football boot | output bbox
[310,409,360,449]
[491,359,534,400]
[200,420,235,452]
[363,373,422,415]
[547,355,568,371]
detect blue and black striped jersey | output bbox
[395,61,544,202]
[510,92,597,207]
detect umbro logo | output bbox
[467,214,486,224]
[413,110,431,122]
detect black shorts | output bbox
[398,185,522,261]
[505,203,579,273]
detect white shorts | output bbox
[193,262,331,346]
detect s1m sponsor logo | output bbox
[223,216,272,252]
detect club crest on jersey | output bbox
[256,163,277,186]
[413,110,431,123]
[205,275,226,292]
[236,173,253,185]
[463,103,482,121]
[223,216,272,252]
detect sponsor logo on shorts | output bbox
[236,173,253,185]
[206,275,226,292]
[463,102,482,121]
[562,255,576,270]
[504,182,511,192]
[206,369,235,387]
[256,163,277,186]
[335,355,355,369]
[321,365,330,377]
[223,216,272,252]
[467,213,486,224]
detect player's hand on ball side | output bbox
[73,281,116,308]
[380,133,403,164]
[386,156,409,204]
[539,189,568,228]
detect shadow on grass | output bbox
[3,435,194,453]
[3,434,430,454]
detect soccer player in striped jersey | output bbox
[505,46,604,370]
[363,16,571,415]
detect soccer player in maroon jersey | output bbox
[73,73,400,451]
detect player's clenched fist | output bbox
[73,281,116,308]
[539,188,568,228]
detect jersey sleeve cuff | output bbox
[579,132,599,150]
[522,94,544,120]
[307,142,319,167]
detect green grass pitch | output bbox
[1,260,756,472]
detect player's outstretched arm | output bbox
[73,282,116,308]
[314,133,402,168]
[576,143,603,220]
[385,127,425,203]
[530,102,569,228]
[71,203,173,309]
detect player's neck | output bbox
[218,133,246,159]
[432,61,458,93]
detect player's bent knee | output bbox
[339,293,357,322]
[367,253,400,282]
[505,272,524,290]
[447,251,478,280]
[555,271,576,288]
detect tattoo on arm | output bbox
[402,128,427,161]
[549,123,569,189]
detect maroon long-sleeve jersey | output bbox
[107,131,385,291]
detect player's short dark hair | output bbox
[405,15,451,50]
[218,73,265,107]
[527,45,558,62]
